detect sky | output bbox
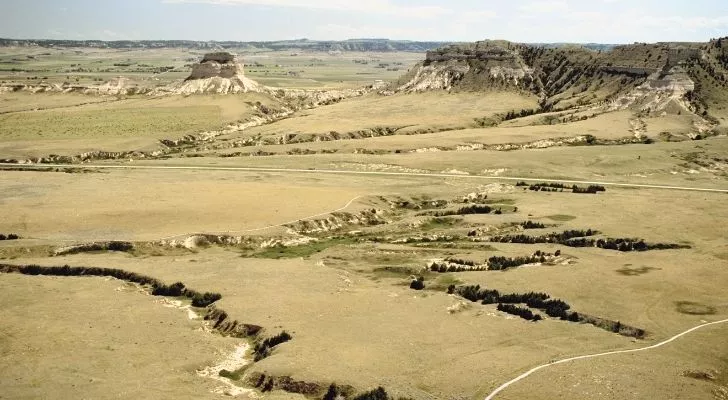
[1,0,727,44]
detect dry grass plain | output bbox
[1,46,727,400]
[234,91,538,137]
[1,165,726,400]
[0,273,239,400]
[0,169,363,241]
[0,93,278,158]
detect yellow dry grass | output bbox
[0,273,236,400]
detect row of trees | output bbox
[570,237,689,251]
[440,281,647,336]
[430,262,486,273]
[489,230,686,252]
[516,181,607,194]
[0,233,19,240]
[574,185,607,194]
[430,205,493,217]
[490,229,599,244]
[1,263,223,307]
[487,251,557,271]
[497,303,542,321]
[448,285,580,320]
[430,250,562,273]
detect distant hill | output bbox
[0,38,642,53]
[0,38,451,52]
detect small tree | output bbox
[410,277,425,291]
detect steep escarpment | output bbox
[396,39,728,125]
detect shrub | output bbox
[410,277,425,290]
[190,292,222,307]
[254,331,293,361]
[497,303,541,321]
[521,221,546,229]
[353,387,389,400]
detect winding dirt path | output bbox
[483,318,728,400]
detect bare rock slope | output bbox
[394,38,728,125]
[165,52,263,95]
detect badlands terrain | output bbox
[1,38,727,400]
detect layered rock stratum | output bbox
[168,52,263,94]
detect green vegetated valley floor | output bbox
[1,38,727,400]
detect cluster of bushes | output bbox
[430,205,492,217]
[248,372,324,396]
[190,292,223,307]
[430,261,486,273]
[577,238,689,251]
[445,257,476,266]
[573,185,607,194]
[487,250,558,271]
[502,108,538,121]
[353,387,390,400]
[0,233,20,240]
[490,229,599,244]
[254,331,293,361]
[324,384,412,400]
[0,264,222,307]
[54,241,134,256]
[520,221,546,229]
[516,182,606,194]
[430,250,562,273]
[448,285,579,320]
[489,230,686,251]
[409,276,425,290]
[394,199,448,210]
[497,303,542,321]
[446,283,646,337]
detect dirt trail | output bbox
[483,318,728,400]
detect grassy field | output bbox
[2,173,726,399]
[0,92,278,157]
[235,91,538,138]
[0,273,238,400]
[242,51,423,89]
[1,44,727,400]
[0,48,422,90]
[0,169,362,241]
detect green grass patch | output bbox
[249,237,357,259]
[427,274,463,291]
[482,198,516,205]
[219,366,248,381]
[420,217,461,230]
[0,105,226,140]
[545,214,577,221]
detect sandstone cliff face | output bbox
[186,52,241,80]
[396,41,535,93]
[169,52,263,94]
[395,40,714,115]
